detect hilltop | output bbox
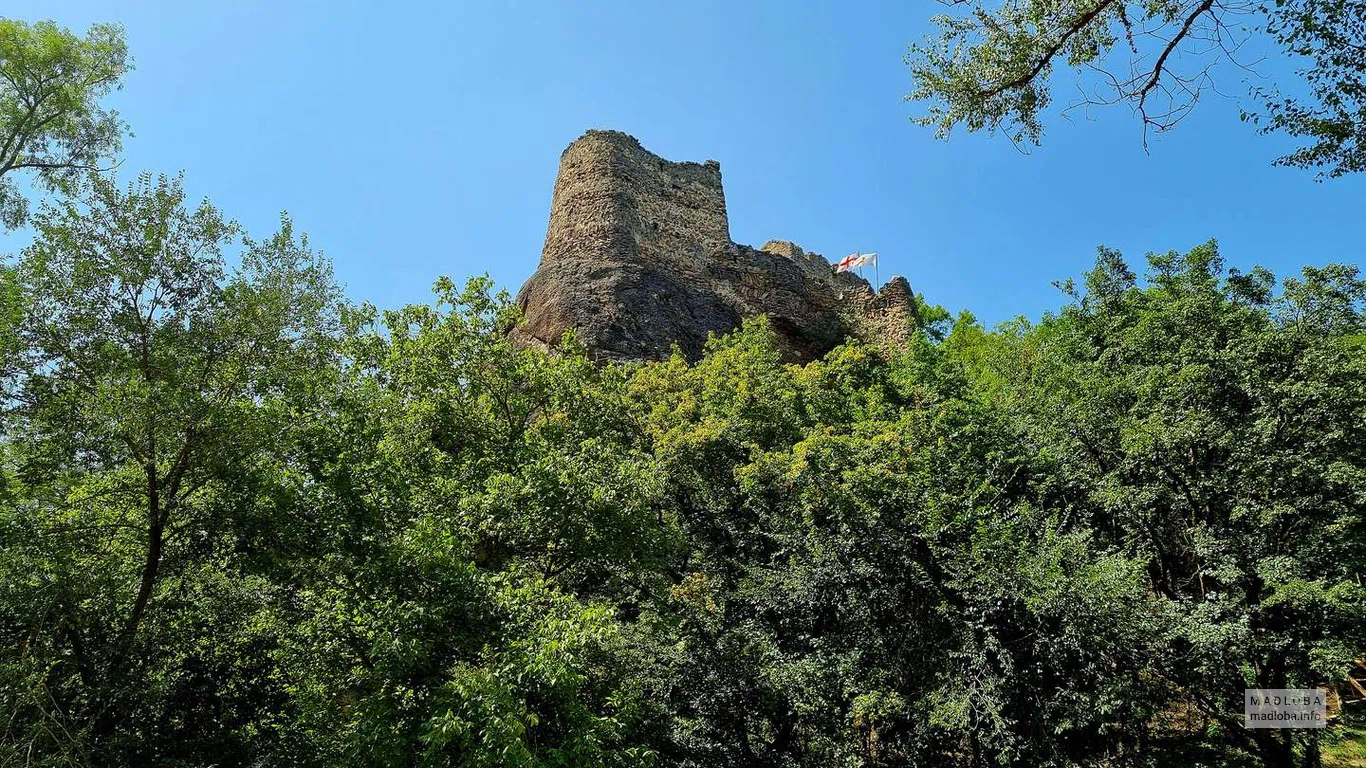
[514,130,915,362]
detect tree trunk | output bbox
[1251,729,1295,768]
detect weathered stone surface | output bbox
[514,130,915,363]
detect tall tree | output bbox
[0,19,131,228]
[0,172,339,762]
[905,0,1366,177]
[954,244,1366,766]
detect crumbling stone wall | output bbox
[514,130,916,362]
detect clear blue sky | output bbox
[6,0,1364,325]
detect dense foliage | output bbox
[1,173,1361,766]
[3,13,1364,768]
[0,19,130,228]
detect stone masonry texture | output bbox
[514,130,916,363]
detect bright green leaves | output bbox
[268,278,669,765]
[4,218,1362,766]
[617,310,1169,764]
[961,243,1366,762]
[1258,0,1366,176]
[906,0,1130,145]
[0,171,341,765]
[0,19,131,227]
[907,0,1366,175]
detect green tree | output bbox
[265,278,666,765]
[3,172,1360,767]
[905,0,1366,177]
[623,320,1173,766]
[0,19,131,228]
[956,244,1366,766]
[0,172,339,763]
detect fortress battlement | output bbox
[515,130,914,362]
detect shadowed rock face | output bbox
[514,130,915,363]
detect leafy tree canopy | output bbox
[906,0,1366,177]
[0,19,131,227]
[1,14,1363,768]
[5,225,1362,766]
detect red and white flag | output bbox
[834,252,877,272]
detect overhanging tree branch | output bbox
[978,0,1122,99]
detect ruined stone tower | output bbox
[514,130,915,362]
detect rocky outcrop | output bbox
[514,130,915,363]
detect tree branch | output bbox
[1137,0,1219,115]
[979,0,1122,99]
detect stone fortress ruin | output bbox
[514,130,916,363]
